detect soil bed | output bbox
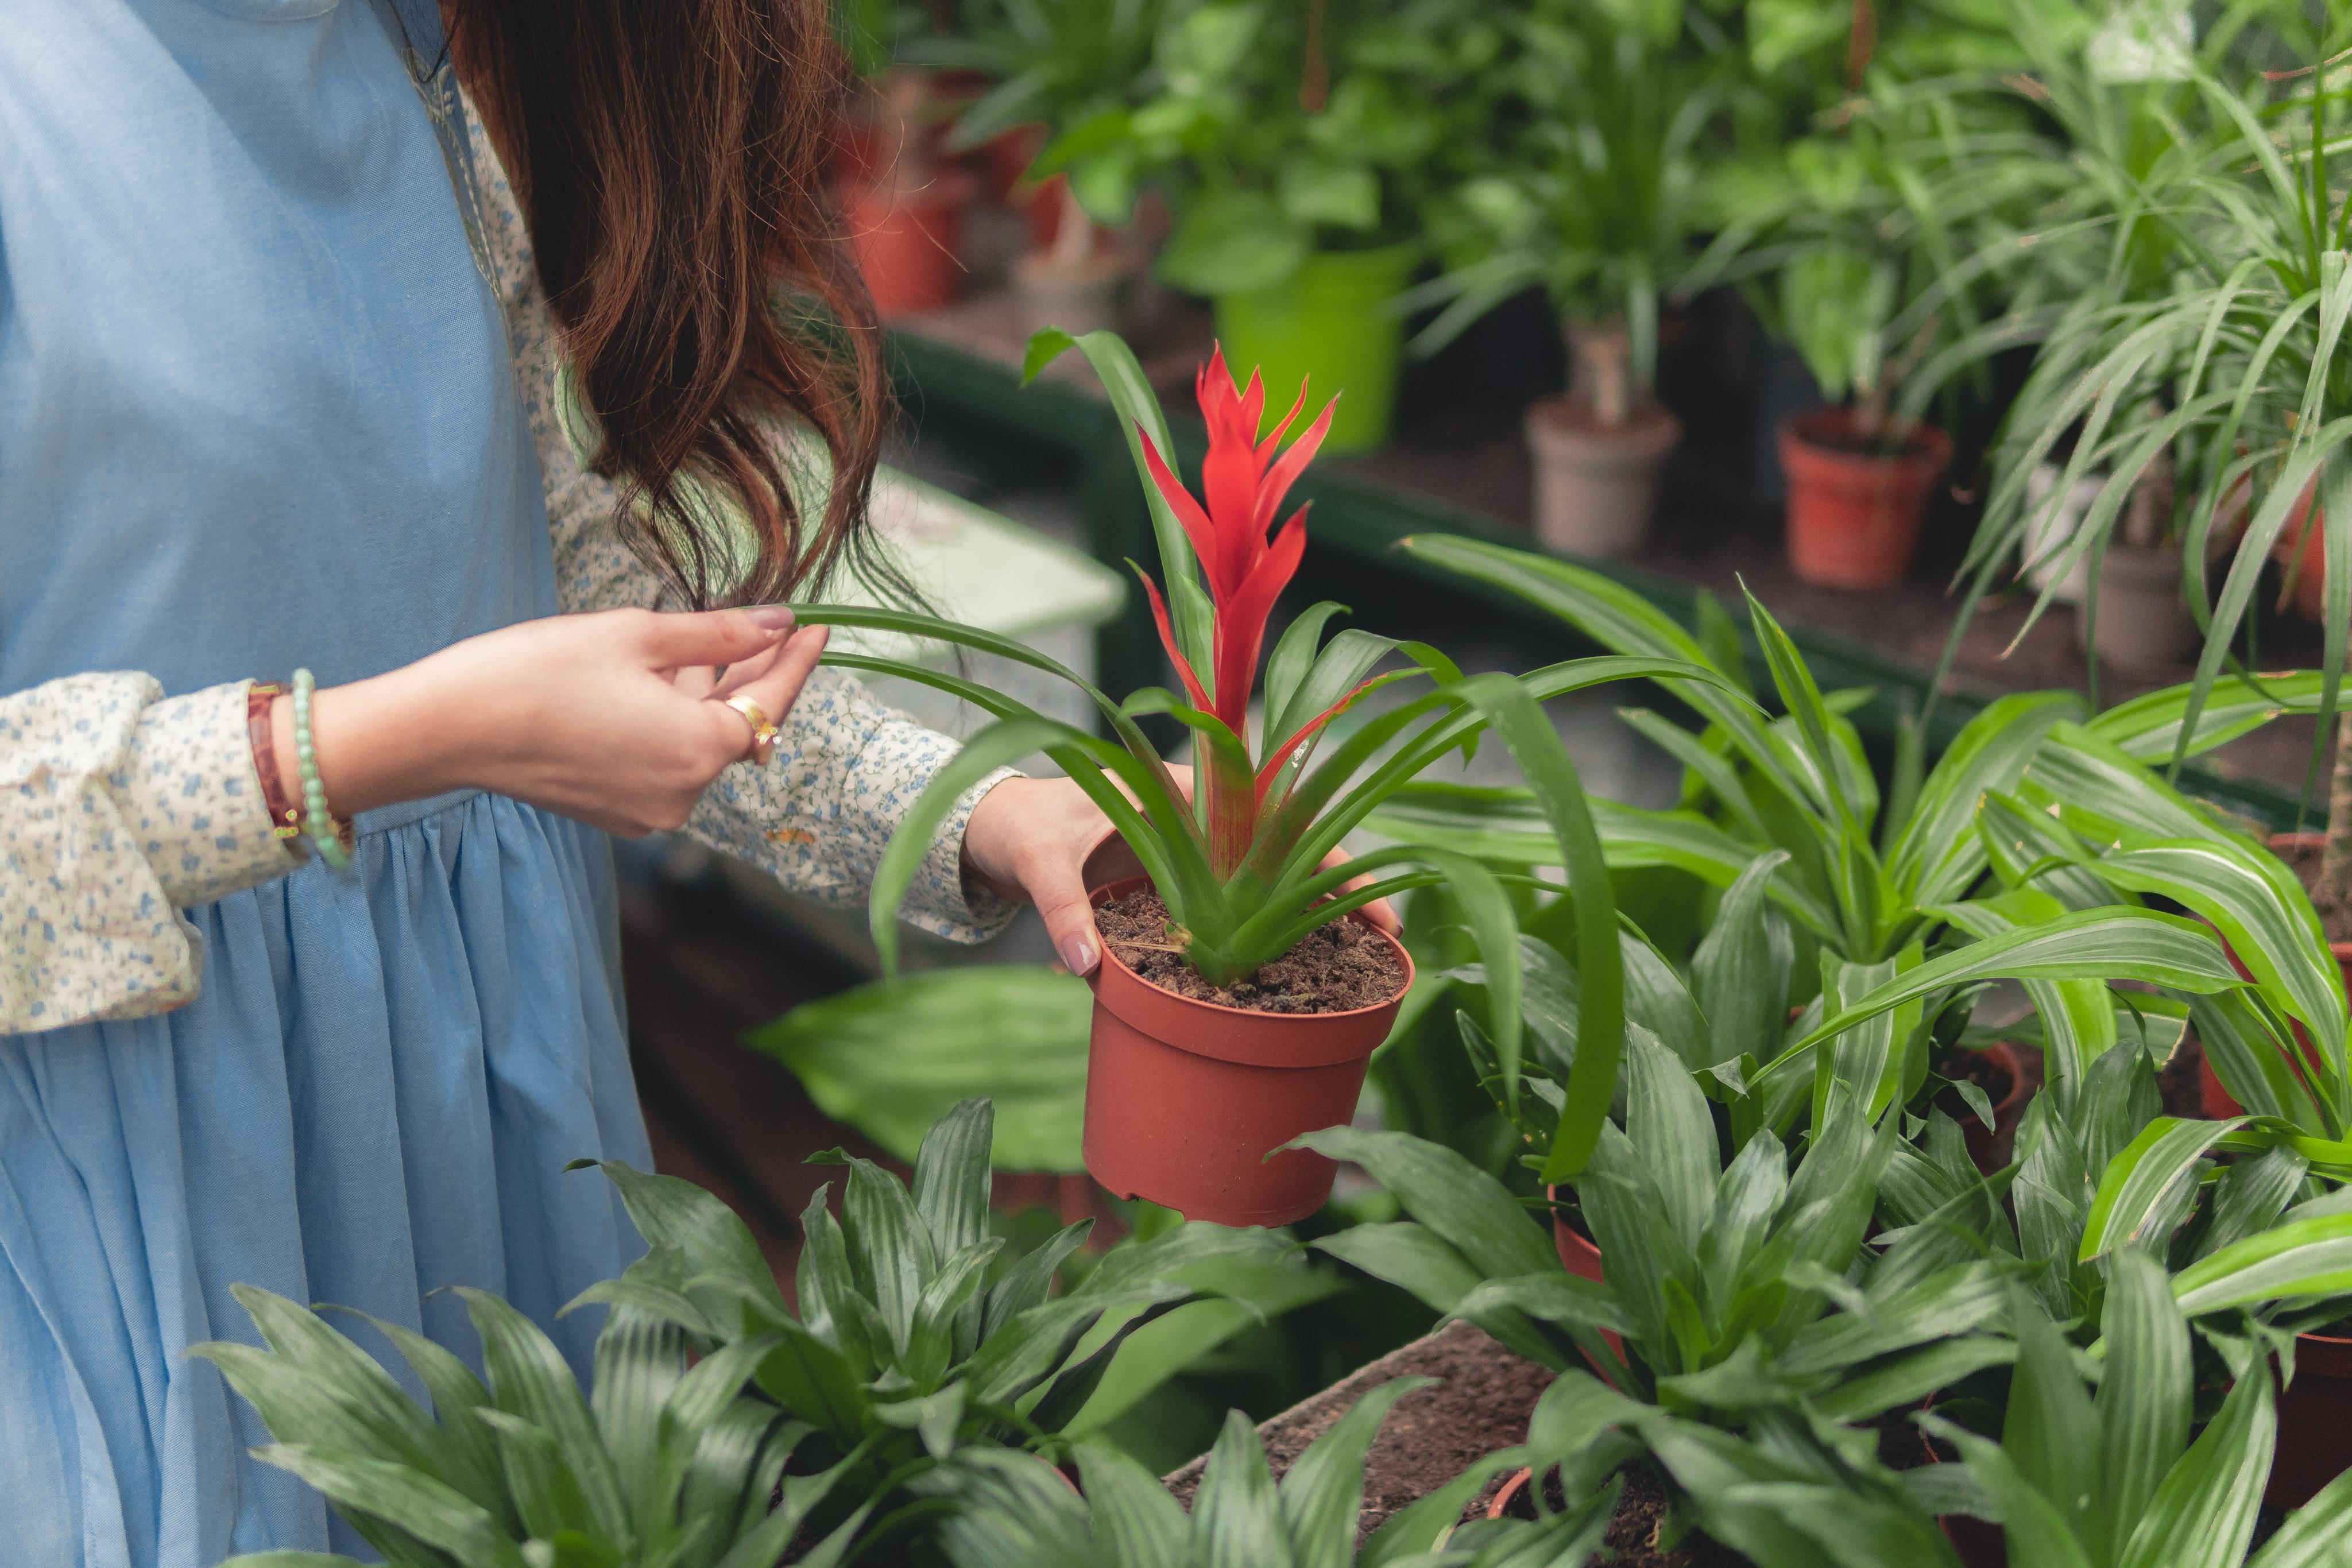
[1161,1321,1755,1564]
[1097,886,1406,1014]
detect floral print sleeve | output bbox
[467,95,1020,942]
[1,673,290,1033]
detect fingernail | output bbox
[746,606,795,630]
[1058,932,1098,975]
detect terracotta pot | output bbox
[1010,250,1133,342]
[1524,395,1682,559]
[2269,1329,2352,1508]
[2196,834,2352,1119]
[1546,1187,1623,1366]
[1953,1042,2033,1175]
[1778,409,1951,590]
[1080,878,1410,1227]
[844,171,974,317]
[1486,1466,1533,1520]
[2268,478,2327,621]
[2078,543,2196,673]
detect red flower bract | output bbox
[1136,344,1337,742]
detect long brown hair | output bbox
[447,0,893,611]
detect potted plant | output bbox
[834,0,976,317]
[1096,0,1500,452]
[790,330,1729,1225]
[911,0,1165,339]
[1721,78,2033,587]
[1406,5,1721,557]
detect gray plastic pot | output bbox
[1525,393,1681,559]
[1011,250,1134,342]
[2078,542,2196,673]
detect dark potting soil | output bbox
[2277,838,2352,947]
[1097,886,1406,1014]
[1797,423,1935,459]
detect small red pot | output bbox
[1778,409,1951,590]
[1546,1186,1623,1368]
[1080,879,1409,1228]
[1954,1042,2033,1175]
[844,171,974,317]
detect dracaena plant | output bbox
[791,331,1728,1170]
[1296,1063,2017,1428]
[195,1268,885,1568]
[576,1099,1275,1501]
[920,1380,1615,1568]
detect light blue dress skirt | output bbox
[0,1,653,1560]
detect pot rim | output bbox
[1088,876,1414,1024]
[1778,407,1951,467]
[1526,390,1682,444]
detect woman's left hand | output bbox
[960,773,1398,978]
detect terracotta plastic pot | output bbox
[2269,1330,2352,1508]
[1011,250,1132,342]
[1954,1042,2033,1176]
[844,172,974,317]
[1080,879,1410,1227]
[2078,543,2195,673]
[1524,395,1682,559]
[1778,409,1951,590]
[1546,1186,1623,1366]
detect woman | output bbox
[0,1,1124,1559]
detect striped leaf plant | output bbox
[787,332,1737,1177]
[920,1379,1616,1568]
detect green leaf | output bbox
[476,1410,599,1544]
[2096,1253,2193,1565]
[837,1151,938,1354]
[1691,851,1795,1068]
[750,1321,873,1446]
[1310,1222,1482,1314]
[1194,1407,1293,1568]
[454,1288,630,1547]
[1280,1377,1431,1568]
[247,1446,527,1568]
[1077,1444,1192,1567]
[1286,1127,1556,1280]
[2079,1117,2242,1263]
[1626,1030,1719,1253]
[2171,1213,2352,1317]
[2246,1461,2352,1567]
[913,1099,996,1270]
[577,1163,787,1323]
[2112,1361,2273,1568]
[1159,187,1312,296]
[749,973,1091,1172]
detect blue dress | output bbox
[0,1,652,1561]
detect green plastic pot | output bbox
[1212,244,1418,455]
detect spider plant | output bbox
[788,331,1734,1174]
[920,1379,1616,1568]
[1946,25,2352,903]
[1378,537,2317,1134]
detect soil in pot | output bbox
[2078,543,2196,673]
[1778,409,1951,590]
[1095,885,1405,1014]
[1525,394,1683,559]
[1084,880,1410,1225]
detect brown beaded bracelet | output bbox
[246,680,307,858]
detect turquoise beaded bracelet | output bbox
[290,668,353,870]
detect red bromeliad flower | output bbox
[1134,346,1363,875]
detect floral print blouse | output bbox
[0,98,1018,1037]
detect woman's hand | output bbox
[960,771,1399,977]
[281,607,830,836]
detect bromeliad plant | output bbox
[792,331,1733,1171]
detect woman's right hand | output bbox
[279,607,830,837]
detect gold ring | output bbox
[724,695,780,765]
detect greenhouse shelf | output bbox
[887,313,2315,834]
